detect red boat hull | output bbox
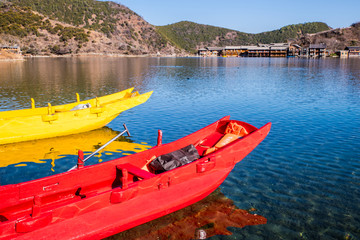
[0,116,271,239]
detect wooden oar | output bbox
[68,124,131,171]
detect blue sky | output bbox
[111,0,360,33]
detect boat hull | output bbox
[0,89,153,144]
[15,168,232,240]
[0,117,271,239]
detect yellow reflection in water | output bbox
[0,127,151,169]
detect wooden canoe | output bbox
[0,116,271,239]
[0,88,153,145]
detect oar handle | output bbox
[68,124,131,171]
[123,123,131,137]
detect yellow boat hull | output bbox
[0,88,153,144]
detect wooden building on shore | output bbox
[345,46,360,57]
[287,44,301,57]
[223,43,290,57]
[247,46,270,57]
[0,45,21,54]
[308,44,327,58]
[223,46,248,57]
[269,43,288,57]
[198,43,330,58]
[339,50,349,58]
[198,47,224,57]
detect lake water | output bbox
[0,57,359,239]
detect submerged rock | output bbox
[107,188,267,240]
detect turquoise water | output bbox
[0,57,359,239]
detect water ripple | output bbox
[1,57,360,239]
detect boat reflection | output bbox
[0,127,151,171]
[107,188,267,240]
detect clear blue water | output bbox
[0,57,359,239]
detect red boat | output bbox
[0,116,271,240]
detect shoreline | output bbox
[23,52,194,59]
[0,53,355,61]
[0,49,194,61]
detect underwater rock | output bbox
[107,188,266,240]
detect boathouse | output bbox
[206,47,224,56]
[288,44,301,57]
[345,46,360,57]
[198,43,326,58]
[198,48,207,56]
[223,46,247,57]
[309,43,326,58]
[269,43,288,57]
[198,47,224,56]
[339,50,349,58]
[0,45,21,54]
[248,46,270,57]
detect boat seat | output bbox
[116,163,155,180]
[195,132,224,156]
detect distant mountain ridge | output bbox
[0,0,356,56]
[156,21,331,52]
[294,22,360,51]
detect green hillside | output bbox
[156,21,331,52]
[156,21,254,52]
[0,4,89,42]
[254,22,330,43]
[8,0,135,35]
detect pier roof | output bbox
[0,45,20,49]
[207,47,224,51]
[270,46,288,50]
[345,46,360,50]
[224,46,247,50]
[248,46,269,50]
[309,43,326,49]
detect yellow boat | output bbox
[0,127,151,170]
[0,88,153,145]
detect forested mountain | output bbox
[156,21,331,52]
[0,0,180,55]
